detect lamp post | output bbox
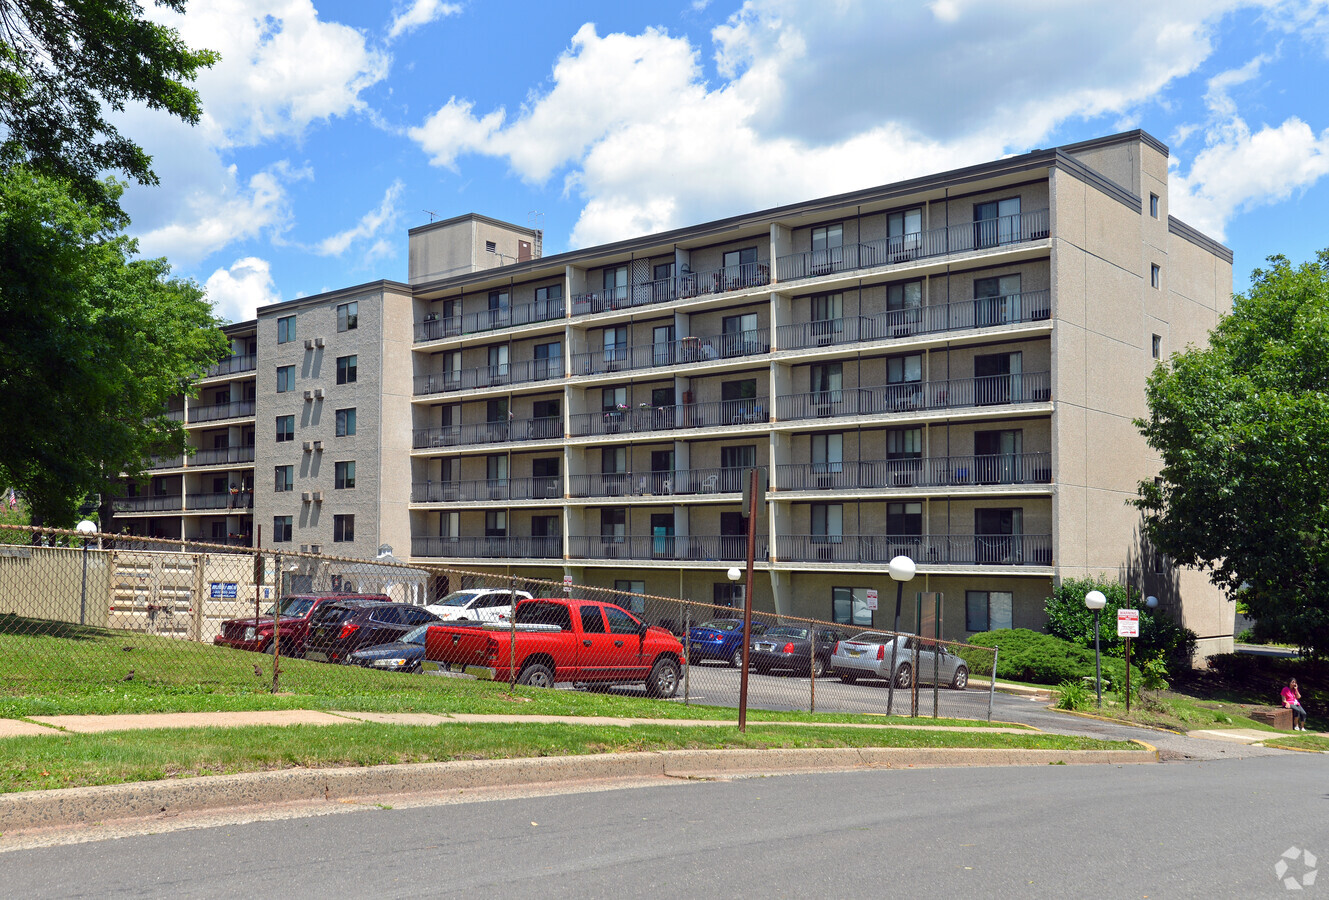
[76,520,96,626]
[1146,595,1158,610]
[1085,590,1106,706]
[886,555,916,716]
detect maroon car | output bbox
[213,592,390,656]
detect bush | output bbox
[1139,657,1170,692]
[1043,577,1197,670]
[1055,679,1090,710]
[1236,628,1256,644]
[959,629,1141,687]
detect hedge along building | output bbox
[113,131,1236,658]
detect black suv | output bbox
[302,601,441,664]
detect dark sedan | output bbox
[303,601,441,664]
[346,625,430,673]
[685,618,770,667]
[748,624,846,677]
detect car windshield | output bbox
[264,597,315,617]
[766,625,809,639]
[699,619,741,631]
[436,591,482,608]
[847,631,893,645]
[402,625,430,644]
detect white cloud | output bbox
[314,181,405,257]
[388,0,463,41]
[408,97,506,170]
[204,257,282,324]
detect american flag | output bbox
[6,488,16,510]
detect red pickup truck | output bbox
[422,598,686,698]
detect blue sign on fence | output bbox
[209,582,239,599]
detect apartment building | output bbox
[114,131,1237,655]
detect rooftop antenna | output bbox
[423,209,439,223]
[528,211,544,257]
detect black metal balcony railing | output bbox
[165,408,186,422]
[410,477,565,503]
[776,372,1050,422]
[571,262,771,316]
[186,492,252,511]
[411,536,562,559]
[776,453,1052,491]
[776,290,1051,352]
[414,297,565,343]
[188,399,256,424]
[412,416,564,450]
[112,495,184,513]
[571,397,769,438]
[412,358,563,395]
[567,534,768,562]
[568,466,762,499]
[190,446,257,467]
[570,328,770,377]
[149,454,185,470]
[203,354,257,379]
[776,534,1052,566]
[775,209,1050,282]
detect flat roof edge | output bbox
[1168,216,1234,263]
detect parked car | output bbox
[422,597,686,698]
[346,624,430,673]
[303,601,441,664]
[424,588,533,623]
[748,624,845,676]
[213,592,388,656]
[685,617,771,667]
[830,632,969,689]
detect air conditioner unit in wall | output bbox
[304,339,314,350]
[315,337,325,348]
[301,491,312,502]
[312,491,323,502]
[304,390,313,401]
[313,388,324,399]
[302,440,313,451]
[313,440,323,451]
[300,544,310,553]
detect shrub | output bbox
[959,629,1141,687]
[1055,679,1090,710]
[1236,628,1256,644]
[1043,577,1197,670]
[1139,657,1170,692]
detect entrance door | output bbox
[650,449,674,494]
[975,508,1022,563]
[720,511,748,561]
[974,197,1021,249]
[974,351,1021,405]
[650,513,675,559]
[975,430,1023,484]
[974,274,1022,326]
[653,324,676,366]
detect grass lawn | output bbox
[1064,690,1283,733]
[1260,733,1329,752]
[0,722,1141,794]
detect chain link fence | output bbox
[0,525,999,721]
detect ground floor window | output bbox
[614,579,646,615]
[965,590,1013,632]
[832,586,873,627]
[713,582,743,608]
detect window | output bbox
[974,197,1020,248]
[722,247,758,286]
[600,507,626,542]
[277,315,295,344]
[886,428,922,459]
[811,362,842,400]
[811,433,843,475]
[713,582,744,608]
[1149,193,1160,218]
[535,283,563,302]
[1151,264,1161,289]
[337,301,358,332]
[276,365,295,393]
[275,415,295,442]
[603,265,628,301]
[966,591,1013,632]
[1152,334,1162,359]
[336,355,357,384]
[533,341,561,379]
[274,465,293,492]
[887,354,923,384]
[333,514,354,542]
[580,606,607,633]
[273,516,292,543]
[887,280,923,312]
[832,587,873,627]
[887,208,922,259]
[335,408,357,436]
[811,503,843,543]
[811,224,843,274]
[973,274,1021,326]
[335,461,356,489]
[615,580,647,615]
[887,501,922,535]
[604,606,641,635]
[484,510,506,538]
[602,386,627,411]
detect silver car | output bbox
[830,631,969,689]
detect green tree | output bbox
[0,0,217,211]
[1134,250,1329,653]
[0,167,227,526]
[1043,577,1195,668]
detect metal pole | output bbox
[911,591,922,717]
[886,579,903,716]
[79,539,89,626]
[1125,635,1131,713]
[1094,609,1103,707]
[683,605,690,707]
[809,620,817,714]
[508,574,518,694]
[986,647,999,722]
[272,552,281,693]
[738,467,758,733]
[932,592,940,719]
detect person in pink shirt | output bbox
[1281,678,1307,731]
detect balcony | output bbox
[776,534,1052,565]
[412,358,563,395]
[571,397,769,438]
[571,261,771,317]
[188,399,256,424]
[149,454,185,470]
[411,536,562,559]
[568,466,760,499]
[412,416,563,450]
[414,297,565,343]
[410,477,565,503]
[203,353,257,378]
[186,492,251,511]
[112,495,184,513]
[775,373,1050,422]
[775,290,1051,352]
[186,534,253,549]
[568,534,768,562]
[774,209,1050,283]
[776,453,1052,491]
[190,446,257,467]
[571,327,770,377]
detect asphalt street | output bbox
[2,752,1324,898]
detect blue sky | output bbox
[118,0,1329,324]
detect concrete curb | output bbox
[0,746,1155,834]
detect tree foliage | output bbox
[0,0,217,211]
[1134,250,1329,651]
[1044,577,1196,668]
[0,167,228,525]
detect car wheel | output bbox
[895,663,912,689]
[838,672,858,684]
[456,617,470,623]
[730,647,743,668]
[517,663,555,689]
[263,640,277,655]
[951,666,969,690]
[646,658,681,698]
[812,656,827,678]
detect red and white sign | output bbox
[1117,608,1139,638]
[865,588,879,611]
[563,575,573,595]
